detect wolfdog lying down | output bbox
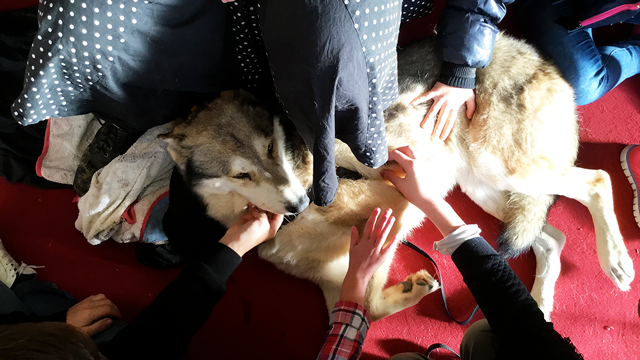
[161,32,634,321]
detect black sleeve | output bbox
[98,242,242,360]
[451,237,583,358]
[451,237,545,337]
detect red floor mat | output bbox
[1,6,639,359]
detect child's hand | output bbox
[411,81,476,141]
[220,205,284,256]
[383,146,465,238]
[66,294,122,337]
[340,208,397,305]
[382,145,435,207]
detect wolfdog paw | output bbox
[603,252,635,291]
[598,240,635,291]
[383,270,439,307]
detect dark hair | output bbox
[0,322,106,360]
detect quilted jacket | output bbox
[436,0,515,89]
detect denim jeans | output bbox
[516,0,640,105]
[0,279,76,317]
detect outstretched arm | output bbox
[101,206,283,360]
[317,209,398,360]
[383,146,582,358]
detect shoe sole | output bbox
[620,144,640,229]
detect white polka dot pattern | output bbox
[224,0,433,169]
[401,0,433,21]
[11,0,137,125]
[344,1,403,167]
[227,1,270,92]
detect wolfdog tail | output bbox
[497,192,556,257]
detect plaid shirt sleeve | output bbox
[316,300,371,360]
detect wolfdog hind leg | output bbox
[530,223,566,321]
[510,167,634,291]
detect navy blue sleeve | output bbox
[436,0,513,88]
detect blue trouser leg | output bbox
[516,0,640,105]
[0,282,30,316]
[11,279,77,317]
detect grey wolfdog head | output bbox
[160,90,311,215]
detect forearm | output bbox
[339,277,367,306]
[317,301,370,360]
[451,238,547,336]
[414,197,465,238]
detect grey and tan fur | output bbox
[162,32,634,321]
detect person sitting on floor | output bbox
[316,146,584,360]
[0,205,283,360]
[512,0,640,229]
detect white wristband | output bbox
[433,224,481,255]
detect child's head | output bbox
[0,322,105,360]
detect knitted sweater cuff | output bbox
[438,62,476,89]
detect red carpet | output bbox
[1,5,640,360]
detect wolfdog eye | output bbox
[233,173,252,180]
[267,141,274,158]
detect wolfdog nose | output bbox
[285,196,310,215]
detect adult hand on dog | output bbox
[411,82,475,141]
[340,208,397,306]
[66,294,122,337]
[220,204,284,257]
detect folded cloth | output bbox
[37,115,177,245]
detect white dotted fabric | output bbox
[347,0,432,167]
[11,0,135,125]
[226,0,432,169]
[344,1,401,167]
[228,2,268,92]
[402,0,433,21]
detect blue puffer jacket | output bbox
[435,0,515,89]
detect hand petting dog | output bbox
[383,146,465,239]
[220,204,284,257]
[340,208,398,306]
[411,82,476,142]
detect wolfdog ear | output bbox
[219,89,256,103]
[235,88,256,101]
[219,90,236,101]
[159,130,188,168]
